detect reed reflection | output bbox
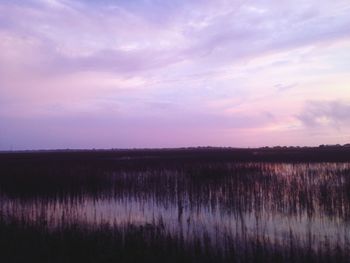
[1,162,350,254]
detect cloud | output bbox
[298,100,350,127]
[1,0,350,149]
[274,83,298,92]
[1,0,350,76]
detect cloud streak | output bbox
[298,100,350,127]
[1,0,350,149]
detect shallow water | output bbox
[1,162,350,251]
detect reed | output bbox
[0,149,349,262]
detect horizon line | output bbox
[1,144,350,153]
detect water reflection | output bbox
[1,162,350,251]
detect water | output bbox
[1,162,350,255]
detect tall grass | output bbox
[0,149,350,262]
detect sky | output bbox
[0,0,350,150]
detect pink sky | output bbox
[1,0,350,150]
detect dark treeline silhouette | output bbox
[2,146,350,162]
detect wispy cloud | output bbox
[1,0,350,149]
[298,100,350,127]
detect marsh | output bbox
[1,148,350,263]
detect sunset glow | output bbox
[1,0,350,149]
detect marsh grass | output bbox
[0,149,350,262]
[1,216,349,263]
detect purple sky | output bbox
[1,0,350,150]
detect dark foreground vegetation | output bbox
[1,147,350,263]
[1,218,349,263]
